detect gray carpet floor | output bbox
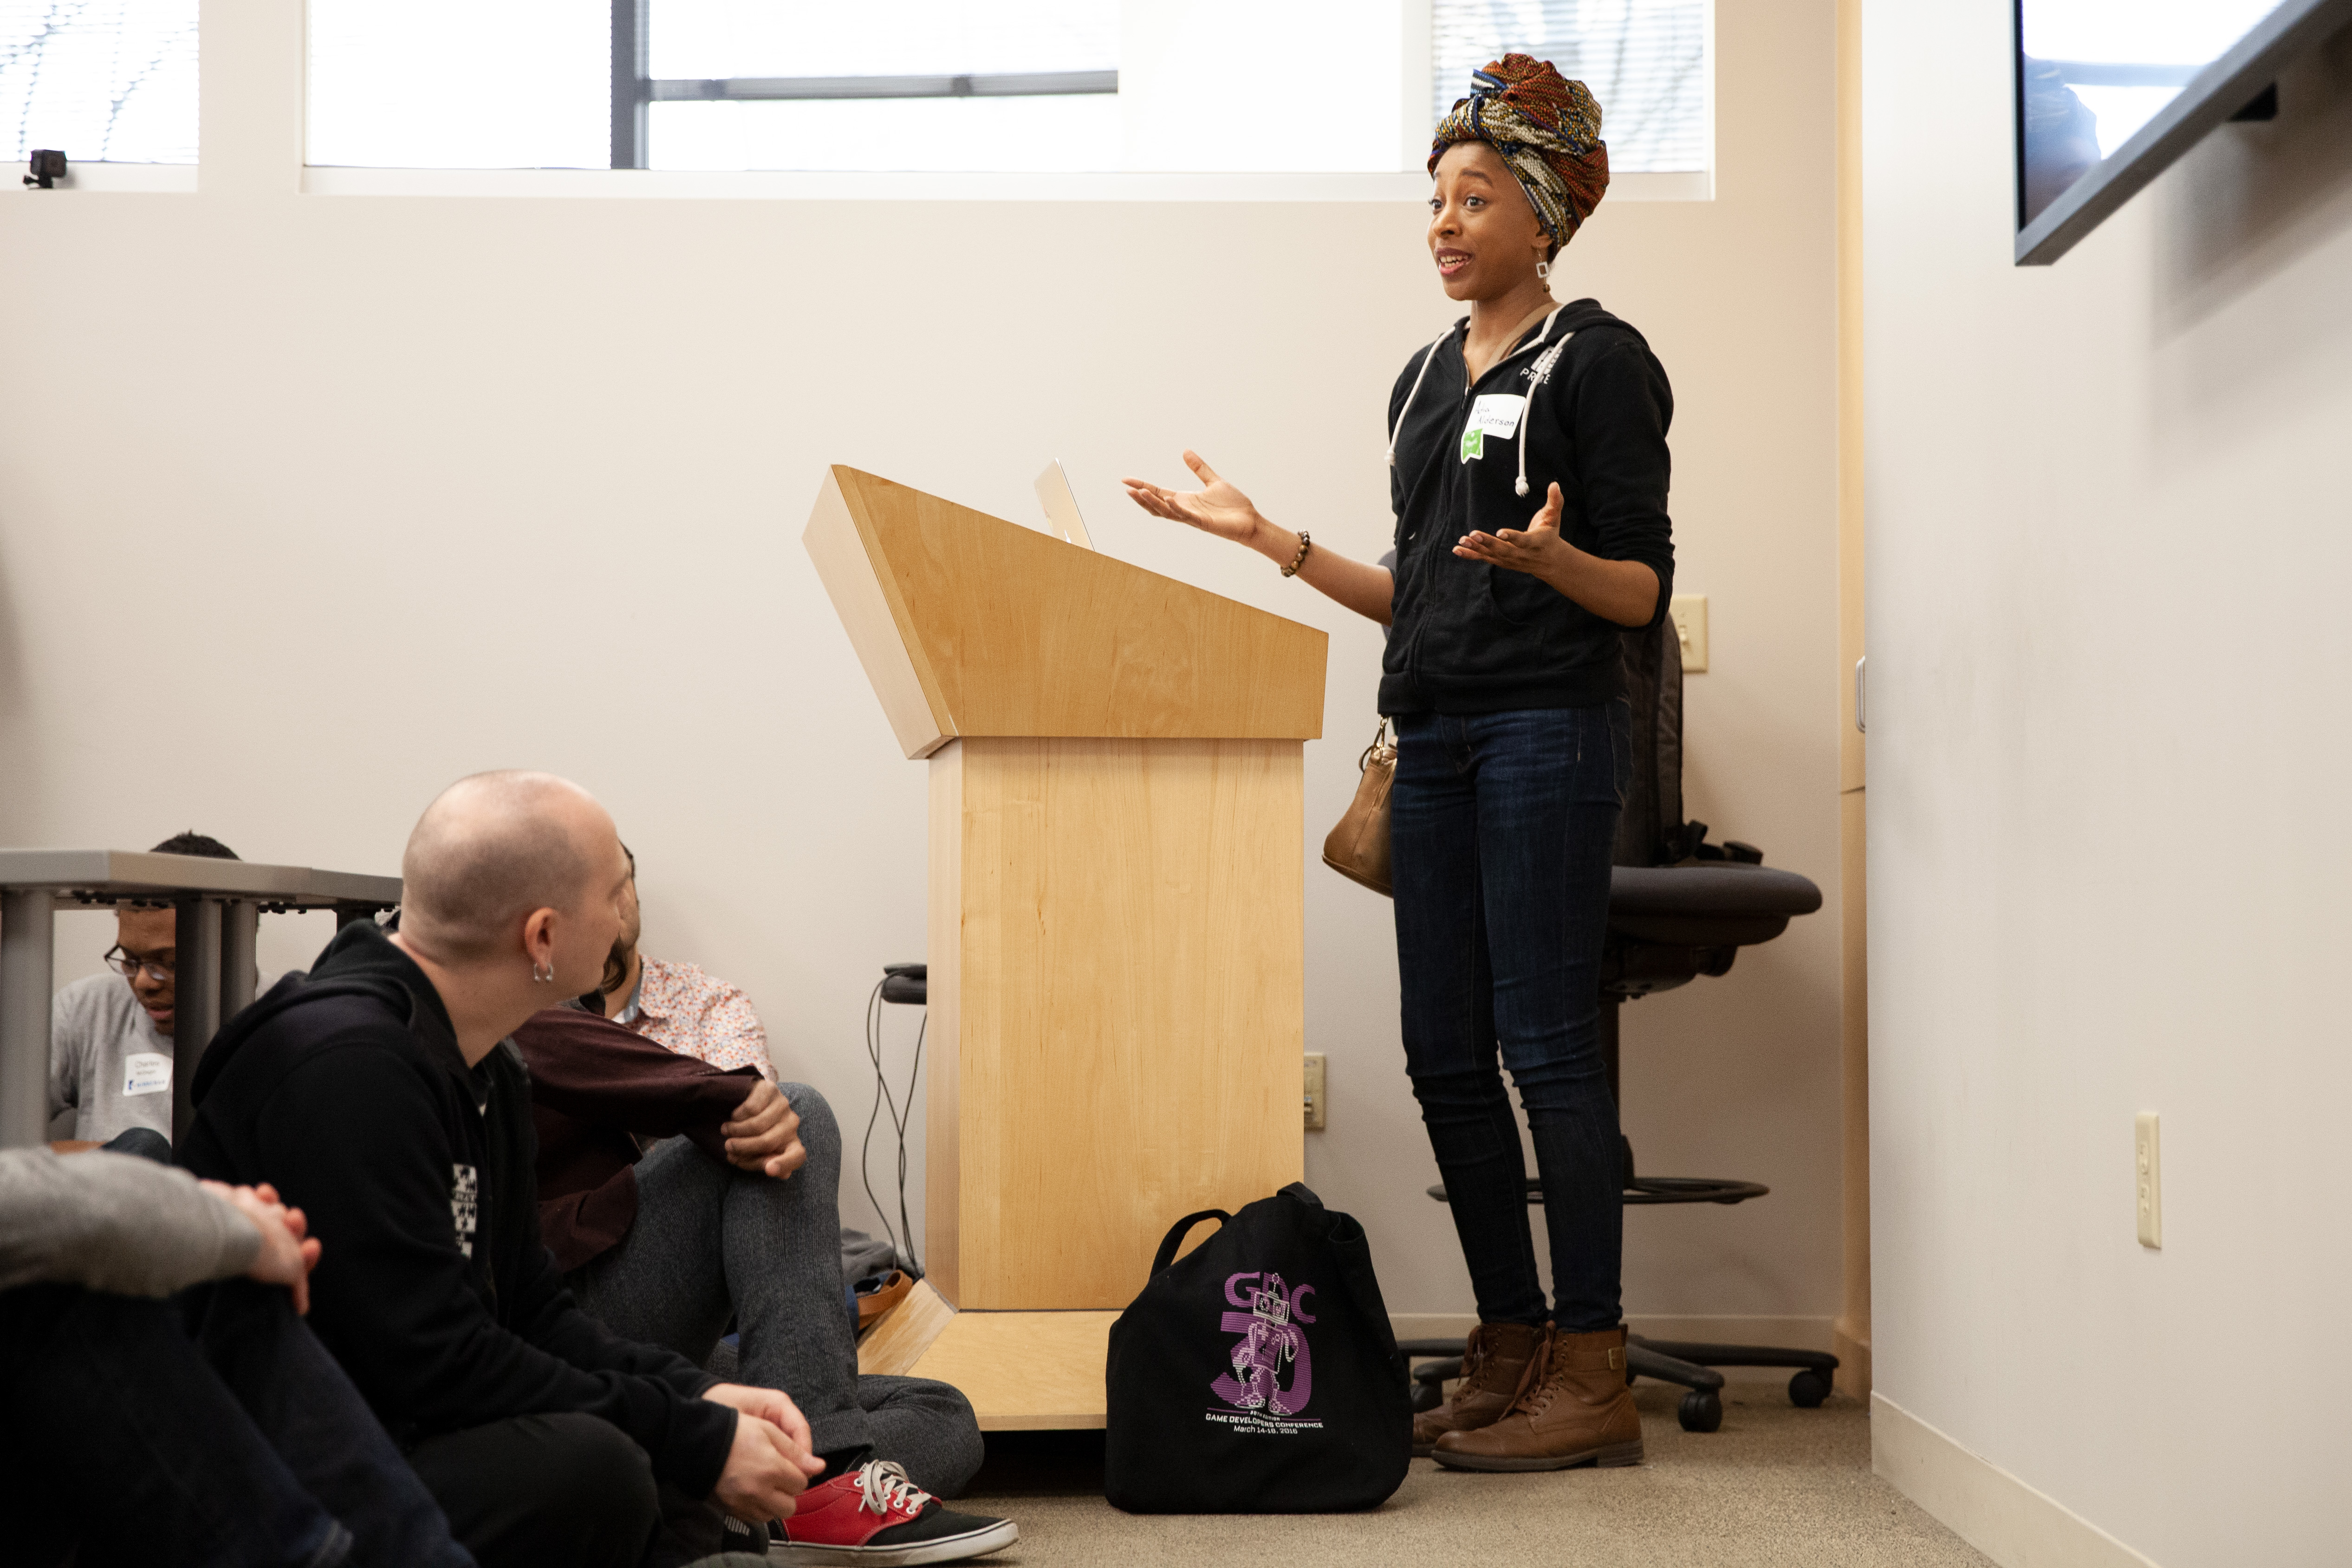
[955,1385,1992,1567]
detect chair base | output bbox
[1399,1334,1837,1435]
[1629,1335,1838,1432]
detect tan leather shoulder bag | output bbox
[1321,718,1397,898]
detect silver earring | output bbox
[531,959,555,984]
[1536,258,1552,282]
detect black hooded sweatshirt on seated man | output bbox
[1382,297,1676,715]
[178,919,737,1495]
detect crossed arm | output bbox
[0,1147,321,1310]
[716,1078,805,1179]
[516,1007,807,1179]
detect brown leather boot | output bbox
[1410,1322,1546,1458]
[1431,1325,1644,1471]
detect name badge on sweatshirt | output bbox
[1471,393,1527,439]
[123,1051,171,1097]
[1459,394,1527,463]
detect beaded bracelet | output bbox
[1281,531,1313,577]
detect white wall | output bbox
[1865,7,2352,1564]
[0,0,1841,1329]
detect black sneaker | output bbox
[769,1460,1018,1565]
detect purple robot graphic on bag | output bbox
[1210,1271,1317,1416]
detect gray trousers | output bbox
[566,1083,982,1499]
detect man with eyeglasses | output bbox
[48,832,266,1159]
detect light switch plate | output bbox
[1304,1054,1327,1132]
[2135,1112,2162,1248]
[1670,594,1709,673]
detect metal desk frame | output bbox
[0,850,403,1148]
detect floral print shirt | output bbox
[616,957,775,1081]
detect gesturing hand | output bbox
[721,1080,806,1179]
[1122,452,1266,547]
[202,1179,323,1315]
[1453,480,1571,581]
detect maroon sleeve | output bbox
[512,1008,760,1160]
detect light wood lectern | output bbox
[804,466,1327,1428]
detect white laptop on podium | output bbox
[1033,460,1095,551]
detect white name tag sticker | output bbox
[1469,394,1527,441]
[123,1051,171,1098]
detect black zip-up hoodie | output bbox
[179,920,736,1494]
[1382,297,1676,714]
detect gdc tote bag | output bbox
[1104,1183,1411,1513]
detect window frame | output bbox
[607,0,1120,170]
[293,0,1713,202]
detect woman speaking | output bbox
[1124,56,1674,1474]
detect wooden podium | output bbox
[804,466,1327,1427]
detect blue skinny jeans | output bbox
[1390,704,1629,1333]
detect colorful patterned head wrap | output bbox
[1429,54,1609,246]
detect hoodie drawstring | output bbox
[1514,324,1574,498]
[1387,325,1456,466]
[1391,311,1577,500]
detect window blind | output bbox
[642,0,1118,173]
[648,0,1116,82]
[1432,0,1709,174]
[1,0,197,164]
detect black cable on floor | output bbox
[858,977,925,1276]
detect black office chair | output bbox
[1398,609,1835,1434]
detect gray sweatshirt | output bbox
[0,1148,260,1297]
[49,972,178,1143]
[49,969,273,1143]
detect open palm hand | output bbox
[1122,451,1264,546]
[1453,480,1569,579]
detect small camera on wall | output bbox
[25,150,67,189]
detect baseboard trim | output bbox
[1626,1313,1836,1350]
[1872,1392,2160,1568]
[1393,1313,1836,1382]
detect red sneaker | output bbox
[771,1460,1018,1565]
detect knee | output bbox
[1511,1058,1615,1118]
[778,1082,838,1165]
[529,1414,661,1564]
[100,1127,173,1165]
[865,1377,984,1499]
[927,1407,987,1499]
[1407,1066,1511,1115]
[2,1283,169,1383]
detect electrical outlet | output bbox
[1303,1054,1327,1131]
[2135,1112,2162,1248]
[1669,593,1709,672]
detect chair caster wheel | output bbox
[1788,1369,1831,1408]
[1410,1380,1445,1413]
[1677,1390,1722,1432]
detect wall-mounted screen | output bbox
[2014,0,2352,264]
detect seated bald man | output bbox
[179,771,821,1568]
[512,844,1001,1561]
